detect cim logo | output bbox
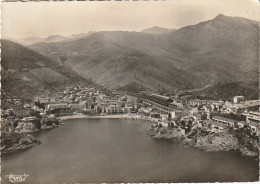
[5,174,29,183]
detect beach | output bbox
[58,113,157,122]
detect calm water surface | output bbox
[2,118,259,183]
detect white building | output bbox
[160,114,168,121]
[34,97,50,103]
[233,96,245,103]
[188,99,218,106]
[69,103,85,109]
[47,103,68,110]
[106,105,121,114]
[160,121,169,127]
[171,111,183,118]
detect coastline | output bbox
[58,113,155,121]
[1,132,41,154]
[146,126,259,158]
[4,113,258,159]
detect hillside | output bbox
[1,40,91,99]
[159,14,259,84]
[29,14,259,92]
[191,81,259,101]
[29,31,201,91]
[17,37,43,46]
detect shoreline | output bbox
[58,113,156,122]
[4,113,258,159]
[2,113,153,154]
[146,126,259,158]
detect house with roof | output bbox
[233,96,245,103]
[247,122,260,136]
[211,116,237,128]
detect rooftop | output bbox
[248,111,260,116]
[212,116,237,123]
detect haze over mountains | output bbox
[27,14,258,92]
[3,14,259,97]
[1,40,91,99]
[141,26,175,35]
[18,32,95,46]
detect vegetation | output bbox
[216,112,246,121]
[1,40,91,99]
[192,81,259,101]
[34,101,46,109]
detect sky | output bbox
[2,0,259,40]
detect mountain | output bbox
[19,35,66,46]
[40,35,67,43]
[1,40,91,99]
[29,31,201,91]
[18,32,95,46]
[141,26,175,35]
[157,14,259,84]
[64,32,95,42]
[17,37,44,46]
[29,14,259,92]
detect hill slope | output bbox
[29,14,259,92]
[192,81,259,101]
[30,31,201,91]
[159,14,259,84]
[1,40,91,99]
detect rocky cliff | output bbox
[146,126,259,158]
[1,132,41,154]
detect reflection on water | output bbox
[2,118,259,183]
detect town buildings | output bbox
[187,99,219,106]
[233,96,245,103]
[2,85,259,138]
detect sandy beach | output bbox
[59,114,128,120]
[58,113,158,123]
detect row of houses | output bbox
[46,103,85,111]
[245,111,260,124]
[139,106,185,120]
[188,96,247,107]
[39,90,139,115]
[99,105,132,114]
[224,100,260,113]
[188,98,260,115]
[187,99,221,106]
[211,115,259,136]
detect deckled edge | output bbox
[0,0,259,183]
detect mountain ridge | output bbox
[141,26,175,35]
[28,14,259,92]
[18,32,95,46]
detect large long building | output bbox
[47,103,69,110]
[137,93,182,113]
